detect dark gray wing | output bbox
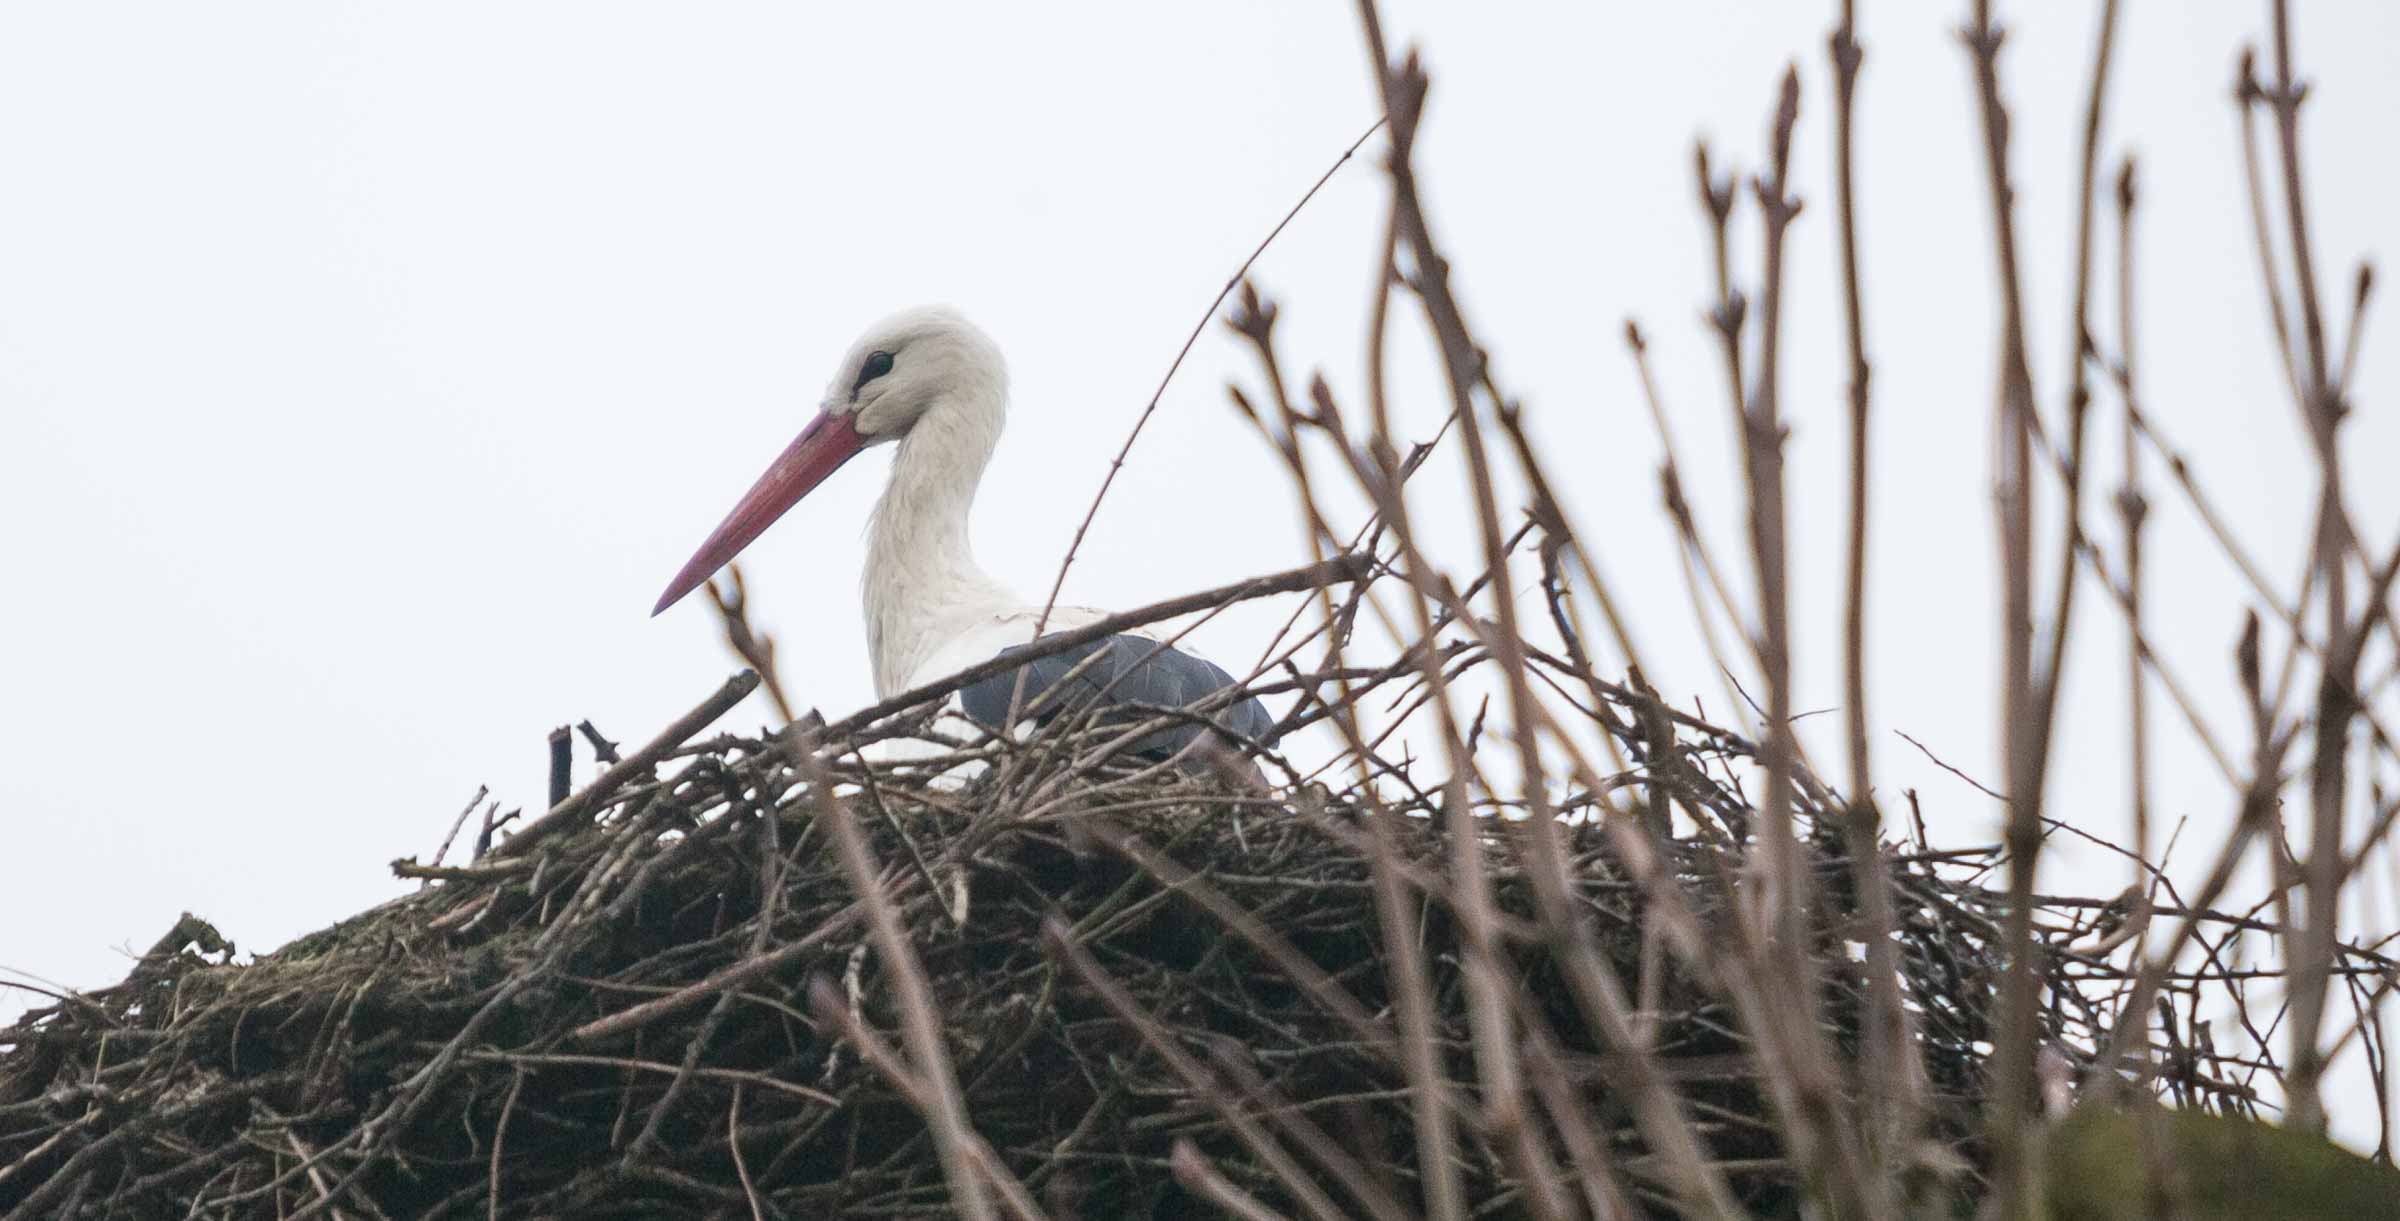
[957,633,1274,762]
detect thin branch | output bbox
[1033,118,1386,637]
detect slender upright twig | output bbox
[808,757,996,1221]
[1827,0,1925,1172]
[1344,21,1569,1216]
[1830,0,1874,825]
[1962,4,2046,1213]
[2114,157,2153,885]
[1031,119,1385,639]
[2263,0,2352,1133]
[1743,66,1807,948]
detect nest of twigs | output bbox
[0,650,2271,1220]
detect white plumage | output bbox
[654,307,1265,778]
[839,309,1120,699]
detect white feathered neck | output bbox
[860,362,1023,698]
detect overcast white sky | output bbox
[4,2,2396,1150]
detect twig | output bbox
[1171,1140,1295,1221]
[807,751,996,1221]
[427,786,489,874]
[1032,117,1387,638]
[707,564,797,725]
[2264,0,2352,1134]
[728,1085,766,1221]
[803,981,1048,1221]
[823,554,1369,741]
[1828,0,1925,1166]
[576,720,623,764]
[487,670,760,860]
[2114,155,2153,885]
[488,1069,523,1221]
[1962,7,2049,1208]
[547,726,574,808]
[1043,915,1353,1221]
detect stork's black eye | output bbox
[853,350,895,396]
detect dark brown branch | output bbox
[487,670,761,860]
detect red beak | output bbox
[652,411,867,616]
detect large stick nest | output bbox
[0,666,2261,1219]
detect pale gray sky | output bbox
[4,2,2395,1149]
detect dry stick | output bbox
[1513,696,1804,1193]
[803,981,1048,1221]
[1473,384,1660,802]
[427,785,489,874]
[1698,141,1749,429]
[822,555,1367,743]
[547,725,574,808]
[2233,50,2309,410]
[342,804,685,1196]
[1296,414,1747,1213]
[620,800,791,1166]
[1232,204,1516,1221]
[0,1119,90,1192]
[2265,0,2352,1135]
[1351,28,1743,1216]
[2091,721,2303,1103]
[1681,130,1784,752]
[1343,25,1570,1221]
[707,564,796,725]
[1250,382,1523,752]
[1963,8,2047,1213]
[2229,52,2375,594]
[1079,822,1398,1058]
[1272,405,1476,1221]
[488,670,760,859]
[468,1051,840,1107]
[1511,1006,1640,1221]
[1484,381,1649,755]
[1827,0,1926,1173]
[1738,60,1818,1076]
[577,719,623,764]
[2115,158,2155,890]
[728,1085,767,1221]
[2265,10,2335,401]
[488,1069,523,1221]
[1041,916,1354,1221]
[1361,803,1471,1221]
[1240,347,1469,1220]
[281,1126,362,1221]
[1623,322,1755,725]
[2334,261,2377,396]
[568,902,865,1043]
[2117,400,2400,780]
[1237,353,1512,805]
[2111,182,2183,1221]
[0,1075,299,1221]
[1828,0,1873,835]
[1206,1044,1423,1221]
[2321,898,2400,1063]
[1029,117,1385,643]
[1724,67,1888,1221]
[806,755,997,1221]
[1171,1141,1296,1221]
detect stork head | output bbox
[651,306,1005,616]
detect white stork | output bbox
[651,306,1271,777]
